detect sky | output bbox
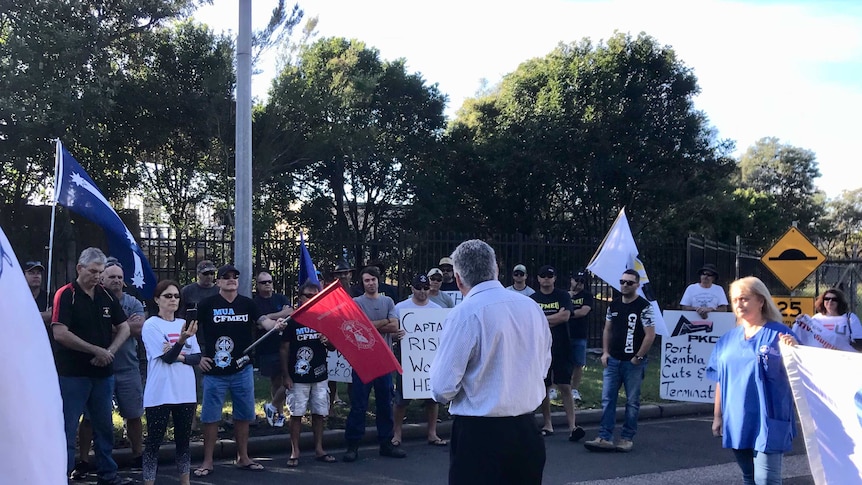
[192,0,862,199]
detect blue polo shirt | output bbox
[706,322,797,453]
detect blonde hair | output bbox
[729,276,784,324]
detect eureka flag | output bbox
[782,343,862,484]
[0,226,66,484]
[290,281,402,383]
[587,208,669,336]
[298,231,321,289]
[54,141,157,298]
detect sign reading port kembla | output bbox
[761,227,826,291]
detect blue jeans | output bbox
[599,357,646,441]
[59,375,118,480]
[344,371,394,444]
[733,449,783,485]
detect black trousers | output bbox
[449,413,545,485]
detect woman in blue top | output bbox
[707,276,797,485]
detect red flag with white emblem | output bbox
[290,281,402,383]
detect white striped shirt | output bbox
[430,280,551,417]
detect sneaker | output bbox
[70,461,93,481]
[264,402,277,426]
[615,438,634,452]
[548,388,559,400]
[379,443,407,458]
[571,389,582,401]
[129,455,143,470]
[273,413,286,428]
[569,426,586,442]
[584,436,616,452]
[96,476,134,485]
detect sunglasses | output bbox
[823,296,839,302]
[301,293,318,298]
[413,286,431,291]
[429,277,443,282]
[513,271,525,277]
[221,274,239,280]
[440,267,453,272]
[538,274,554,278]
[201,271,215,276]
[700,272,716,277]
[257,280,273,284]
[620,280,638,286]
[161,293,181,299]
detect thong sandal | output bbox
[193,467,214,477]
[540,429,554,437]
[287,457,300,468]
[391,439,401,447]
[428,438,448,446]
[315,454,337,463]
[236,462,265,471]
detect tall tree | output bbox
[259,37,446,246]
[419,32,735,240]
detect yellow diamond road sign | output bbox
[761,227,826,291]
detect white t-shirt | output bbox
[680,283,728,309]
[505,284,535,296]
[793,313,862,352]
[142,316,201,407]
[395,298,442,318]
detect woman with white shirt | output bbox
[141,280,201,485]
[792,288,862,352]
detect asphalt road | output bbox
[74,415,813,485]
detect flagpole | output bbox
[587,207,625,268]
[46,139,62,295]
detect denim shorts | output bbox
[113,368,144,419]
[570,338,587,367]
[201,365,255,423]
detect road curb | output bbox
[110,401,712,466]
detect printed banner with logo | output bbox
[782,344,862,484]
[290,281,402,383]
[0,227,67,483]
[660,310,737,403]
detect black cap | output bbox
[24,261,44,272]
[537,265,555,277]
[217,264,240,278]
[333,260,352,273]
[197,260,217,273]
[571,270,587,282]
[699,263,719,279]
[412,274,430,287]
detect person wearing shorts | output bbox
[568,271,593,402]
[281,281,337,467]
[193,264,285,477]
[253,271,293,428]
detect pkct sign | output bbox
[761,227,826,292]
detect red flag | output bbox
[290,281,402,383]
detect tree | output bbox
[259,37,446,250]
[418,32,736,240]
[738,137,825,236]
[821,188,862,258]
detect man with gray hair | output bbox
[52,247,135,485]
[430,240,551,485]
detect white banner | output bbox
[782,344,862,484]
[659,310,737,403]
[0,229,67,484]
[399,308,452,399]
[326,350,353,383]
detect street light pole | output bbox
[235,0,252,296]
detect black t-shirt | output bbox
[281,321,328,383]
[52,282,127,378]
[531,288,574,348]
[197,293,261,376]
[606,296,652,361]
[568,289,594,340]
[252,293,290,356]
[35,289,50,312]
[440,280,459,292]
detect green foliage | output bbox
[422,32,736,240]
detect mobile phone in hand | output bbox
[185,308,197,322]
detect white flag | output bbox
[0,228,67,483]
[782,343,862,484]
[587,208,668,336]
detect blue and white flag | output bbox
[782,343,862,484]
[587,208,669,336]
[54,141,157,298]
[299,231,321,289]
[0,227,67,484]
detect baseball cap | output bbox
[24,261,44,271]
[537,265,556,277]
[513,264,527,274]
[197,260,217,273]
[427,268,443,277]
[217,264,240,278]
[333,260,352,273]
[412,274,430,288]
[571,270,588,282]
[439,257,454,267]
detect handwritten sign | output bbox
[399,308,452,399]
[326,350,352,383]
[659,310,737,403]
